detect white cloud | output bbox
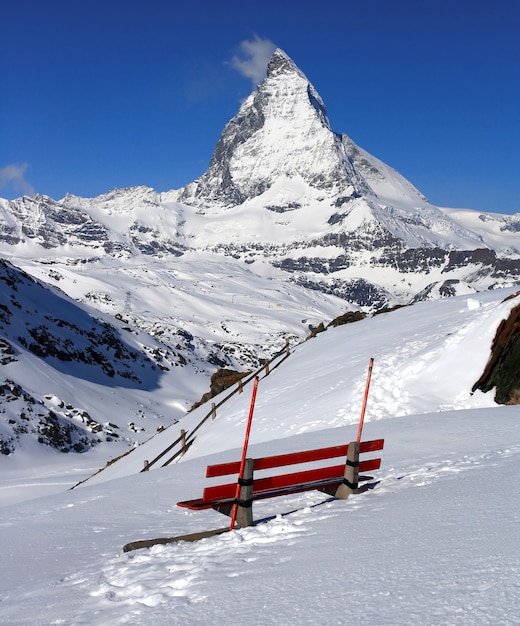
[0,163,35,197]
[230,36,277,85]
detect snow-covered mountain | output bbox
[0,48,519,459]
[1,49,519,309]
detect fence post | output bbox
[285,339,290,356]
[211,402,216,420]
[234,458,254,528]
[180,429,186,450]
[335,441,359,499]
[237,379,243,394]
[143,460,149,471]
[264,359,270,376]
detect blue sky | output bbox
[1,0,519,214]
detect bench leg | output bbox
[335,441,359,499]
[235,458,254,528]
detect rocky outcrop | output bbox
[472,295,520,404]
[189,368,250,411]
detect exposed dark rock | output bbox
[0,337,16,365]
[37,411,89,452]
[472,296,520,404]
[265,203,302,213]
[292,275,391,310]
[410,280,470,303]
[373,304,408,316]
[438,280,461,298]
[190,368,250,411]
[209,368,250,396]
[328,311,367,327]
[0,379,97,453]
[443,248,497,271]
[306,322,326,339]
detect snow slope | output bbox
[0,288,519,624]
[441,207,520,255]
[78,286,516,485]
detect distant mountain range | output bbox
[1,48,519,456]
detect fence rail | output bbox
[141,341,291,471]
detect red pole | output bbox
[356,358,374,443]
[230,376,260,530]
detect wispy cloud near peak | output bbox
[229,36,277,86]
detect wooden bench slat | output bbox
[202,457,381,501]
[359,439,385,454]
[254,459,381,494]
[177,498,215,510]
[178,472,378,511]
[206,445,345,477]
[205,439,384,478]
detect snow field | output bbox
[1,289,519,624]
[1,407,519,625]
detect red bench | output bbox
[177,438,384,527]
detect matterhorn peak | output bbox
[262,48,329,128]
[266,48,305,79]
[177,49,368,210]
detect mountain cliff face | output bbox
[178,49,371,209]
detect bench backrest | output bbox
[202,439,384,501]
[206,439,384,477]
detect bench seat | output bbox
[177,439,384,525]
[178,467,379,511]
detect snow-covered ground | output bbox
[1,288,519,625]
